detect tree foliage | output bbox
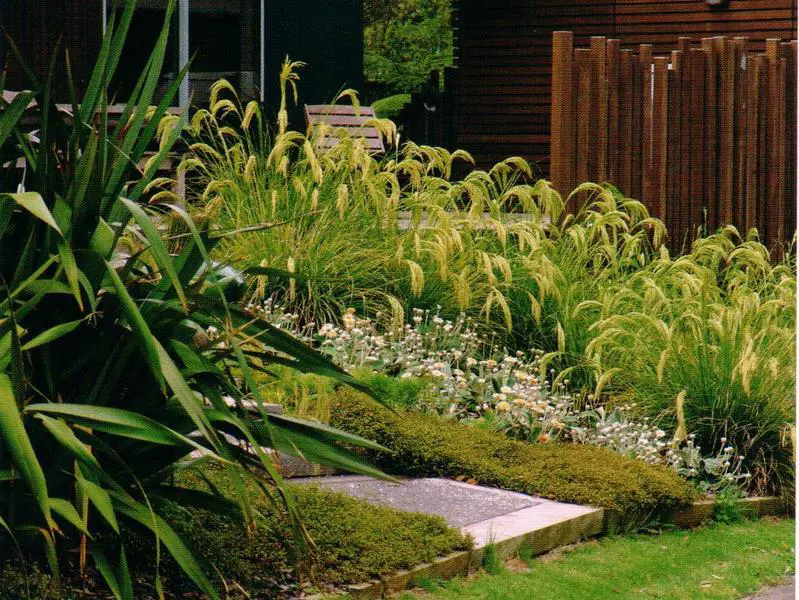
[364,0,453,94]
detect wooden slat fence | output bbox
[550,31,797,248]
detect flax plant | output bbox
[0,9,388,597]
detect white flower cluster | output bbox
[571,406,751,490]
[251,303,581,438]
[326,308,484,376]
[244,300,750,490]
[254,303,484,374]
[571,404,669,465]
[668,435,751,493]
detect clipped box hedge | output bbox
[0,467,470,599]
[162,468,470,592]
[330,388,696,513]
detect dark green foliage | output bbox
[414,575,447,592]
[516,543,534,565]
[364,0,453,94]
[0,563,60,600]
[712,487,753,525]
[2,465,470,598]
[330,388,697,513]
[481,543,503,575]
[372,93,412,119]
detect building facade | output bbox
[1,0,363,125]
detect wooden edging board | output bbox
[333,496,788,599]
[662,495,788,529]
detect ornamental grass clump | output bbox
[176,61,619,349]
[584,229,796,496]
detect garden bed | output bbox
[2,21,795,598]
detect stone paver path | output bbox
[297,475,544,527]
[293,475,604,549]
[744,576,795,600]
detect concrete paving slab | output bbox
[463,499,603,547]
[743,577,795,600]
[296,476,605,598]
[293,475,603,554]
[295,475,545,527]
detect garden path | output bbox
[744,576,795,600]
[293,475,603,549]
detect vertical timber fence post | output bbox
[651,57,668,222]
[551,31,575,200]
[549,34,796,248]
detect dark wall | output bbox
[2,0,103,95]
[264,0,364,128]
[1,0,364,126]
[453,0,798,173]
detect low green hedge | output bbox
[0,466,469,599]
[329,388,696,513]
[158,467,470,594]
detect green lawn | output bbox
[403,518,795,600]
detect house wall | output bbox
[1,0,363,126]
[1,1,103,97]
[453,0,798,174]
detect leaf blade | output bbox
[0,373,51,526]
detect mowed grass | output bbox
[403,518,795,600]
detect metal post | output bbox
[178,0,190,107]
[260,0,265,102]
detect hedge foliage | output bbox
[159,467,470,594]
[329,388,697,513]
[0,466,470,599]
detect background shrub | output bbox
[372,93,412,119]
[364,0,453,96]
